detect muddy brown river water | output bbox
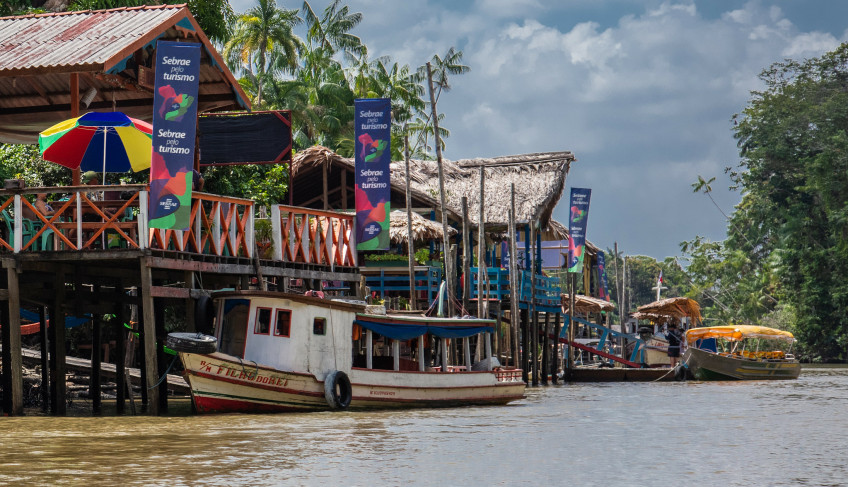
[1,366,846,486]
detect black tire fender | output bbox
[324,370,352,410]
[166,332,218,354]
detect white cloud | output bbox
[227,0,848,259]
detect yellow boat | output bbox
[682,325,801,380]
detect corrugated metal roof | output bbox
[0,5,186,75]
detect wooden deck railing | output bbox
[0,185,148,252]
[148,192,254,258]
[271,204,356,267]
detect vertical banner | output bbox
[149,41,200,230]
[354,98,391,250]
[567,187,592,273]
[597,251,609,300]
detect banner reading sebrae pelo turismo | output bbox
[354,98,391,250]
[567,187,592,273]
[149,41,200,231]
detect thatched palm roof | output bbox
[635,297,702,325]
[561,294,616,314]
[389,210,457,244]
[291,146,576,231]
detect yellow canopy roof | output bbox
[685,325,795,344]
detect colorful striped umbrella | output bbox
[38,111,153,180]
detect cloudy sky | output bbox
[232,0,848,260]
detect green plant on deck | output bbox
[414,247,429,265]
[364,253,408,263]
[254,218,274,258]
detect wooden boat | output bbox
[682,325,801,380]
[168,291,525,413]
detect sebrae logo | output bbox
[158,85,195,122]
[358,133,388,163]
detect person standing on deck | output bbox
[666,323,683,368]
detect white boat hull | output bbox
[181,352,526,413]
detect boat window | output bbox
[313,317,326,336]
[275,309,292,337]
[254,307,272,335]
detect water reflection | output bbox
[1,367,846,486]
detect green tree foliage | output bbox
[0,144,68,187]
[684,43,848,361]
[67,0,234,43]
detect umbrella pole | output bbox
[102,127,107,185]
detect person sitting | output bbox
[81,171,115,218]
[22,193,54,221]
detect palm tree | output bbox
[302,0,363,57]
[345,46,390,98]
[420,46,470,104]
[223,0,302,108]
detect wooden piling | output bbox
[404,134,417,311]
[461,197,471,314]
[507,184,520,370]
[1,261,23,415]
[91,316,102,415]
[154,297,168,414]
[115,299,126,415]
[39,306,49,412]
[541,312,550,385]
[49,270,66,416]
[139,258,159,415]
[552,313,561,384]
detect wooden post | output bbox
[614,243,627,363]
[508,184,520,370]
[393,340,400,371]
[541,312,550,385]
[322,162,329,210]
[426,62,454,310]
[70,73,81,186]
[91,316,102,415]
[115,299,127,415]
[464,337,472,369]
[441,338,449,372]
[418,337,425,371]
[568,274,576,373]
[39,306,49,412]
[155,297,168,414]
[461,197,471,314]
[520,308,529,383]
[1,262,23,415]
[477,167,486,321]
[50,271,66,415]
[139,258,159,415]
[366,330,373,369]
[552,313,561,384]
[404,133,417,310]
[529,222,538,386]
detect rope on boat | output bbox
[653,353,692,382]
[238,358,260,380]
[148,355,179,389]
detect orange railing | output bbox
[148,192,254,258]
[271,205,356,267]
[0,185,148,252]
[0,189,358,269]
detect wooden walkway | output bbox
[18,346,190,394]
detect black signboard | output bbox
[198,111,292,166]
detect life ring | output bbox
[166,332,218,354]
[323,370,352,410]
[194,295,215,334]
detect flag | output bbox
[657,269,663,286]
